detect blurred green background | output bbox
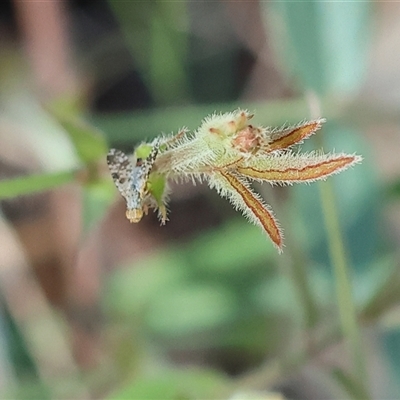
[0,1,400,399]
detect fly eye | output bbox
[136,158,143,167]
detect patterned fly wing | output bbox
[107,139,161,223]
[107,149,135,201]
[129,138,161,196]
[107,148,143,222]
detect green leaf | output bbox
[0,170,76,200]
[108,368,229,400]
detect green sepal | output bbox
[147,172,167,207]
[135,143,153,159]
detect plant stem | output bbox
[279,213,320,329]
[318,179,369,397]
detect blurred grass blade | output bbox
[49,106,108,164]
[332,368,370,400]
[0,170,76,200]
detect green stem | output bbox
[318,179,369,398]
[279,214,319,329]
[0,170,77,200]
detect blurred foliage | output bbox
[49,104,108,165]
[0,1,399,399]
[103,219,288,357]
[108,368,229,400]
[266,2,372,96]
[0,170,76,200]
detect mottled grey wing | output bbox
[107,149,134,201]
[141,138,160,177]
